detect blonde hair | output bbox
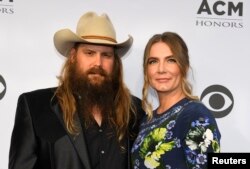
[142,32,198,120]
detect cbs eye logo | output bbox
[200,84,233,118]
[0,74,7,100]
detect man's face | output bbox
[70,43,115,86]
[68,43,116,121]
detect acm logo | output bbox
[200,84,233,118]
[197,0,243,16]
[0,74,7,100]
[196,0,243,28]
[0,0,14,14]
[0,0,14,2]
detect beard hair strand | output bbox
[69,63,116,127]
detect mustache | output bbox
[86,67,107,76]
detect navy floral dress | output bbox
[131,98,221,169]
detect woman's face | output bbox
[147,41,182,95]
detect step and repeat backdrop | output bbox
[0,0,249,168]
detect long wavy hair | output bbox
[55,43,135,141]
[142,32,198,119]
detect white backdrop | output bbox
[1,0,250,168]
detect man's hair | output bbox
[55,44,135,141]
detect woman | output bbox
[131,32,221,169]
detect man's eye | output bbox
[84,51,93,55]
[103,53,113,58]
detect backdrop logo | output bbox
[0,0,14,15]
[196,0,243,28]
[0,74,7,100]
[200,84,234,118]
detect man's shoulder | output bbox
[130,94,145,117]
[131,95,141,103]
[22,87,56,95]
[19,87,57,101]
[16,87,58,115]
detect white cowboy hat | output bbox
[54,11,133,57]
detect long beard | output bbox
[69,63,116,126]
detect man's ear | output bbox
[69,48,76,63]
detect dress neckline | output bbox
[153,97,190,117]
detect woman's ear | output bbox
[185,65,189,73]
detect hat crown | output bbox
[76,12,117,43]
[54,11,133,57]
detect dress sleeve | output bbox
[182,103,221,169]
[9,94,38,169]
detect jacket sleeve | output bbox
[9,94,38,169]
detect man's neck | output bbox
[92,106,102,126]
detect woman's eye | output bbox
[168,58,177,63]
[148,59,157,64]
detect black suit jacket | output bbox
[9,87,144,169]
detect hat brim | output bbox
[54,29,133,57]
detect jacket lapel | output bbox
[50,93,92,169]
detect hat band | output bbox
[81,35,117,43]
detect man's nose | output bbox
[94,54,102,66]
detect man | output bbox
[9,11,144,169]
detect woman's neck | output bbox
[157,92,186,114]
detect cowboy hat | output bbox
[54,11,133,57]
